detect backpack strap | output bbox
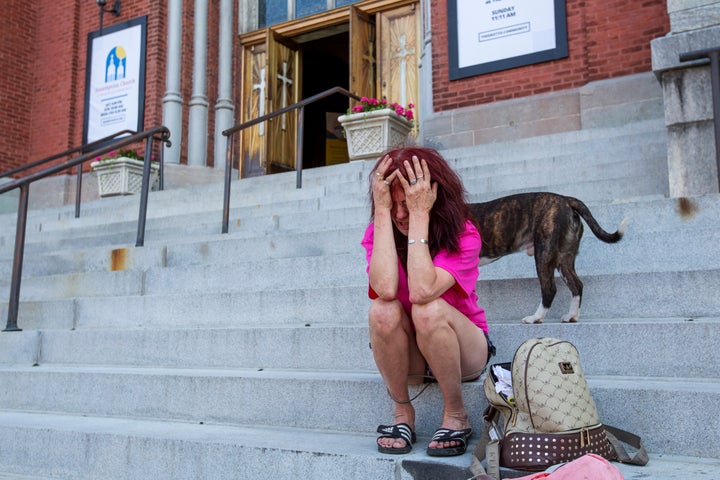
[604,425,649,466]
[470,406,502,480]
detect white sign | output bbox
[84,18,146,144]
[448,0,567,80]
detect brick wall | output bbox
[431,0,670,112]
[0,0,171,174]
[0,1,39,173]
[2,1,667,173]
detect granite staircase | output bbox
[0,119,718,479]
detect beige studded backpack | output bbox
[470,337,648,479]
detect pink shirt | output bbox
[361,220,487,333]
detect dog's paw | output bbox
[560,314,579,323]
[521,316,543,324]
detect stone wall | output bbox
[652,0,720,197]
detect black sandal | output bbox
[426,427,472,457]
[376,423,416,454]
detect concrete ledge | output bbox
[580,73,665,128]
[424,75,666,150]
[651,24,720,74]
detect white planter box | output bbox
[91,157,159,197]
[338,109,413,161]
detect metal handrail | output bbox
[1,130,137,219]
[1,126,171,332]
[221,86,361,234]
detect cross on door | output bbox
[253,68,266,136]
[363,41,376,92]
[393,34,414,107]
[277,60,293,131]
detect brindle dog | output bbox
[469,192,626,324]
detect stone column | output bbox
[651,0,720,197]
[214,0,235,169]
[188,0,209,166]
[162,0,183,164]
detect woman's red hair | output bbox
[369,147,474,260]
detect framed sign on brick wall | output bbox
[448,0,568,80]
[82,16,147,145]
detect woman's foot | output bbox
[377,407,415,452]
[426,427,472,456]
[376,423,417,454]
[427,414,471,454]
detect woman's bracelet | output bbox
[408,239,429,245]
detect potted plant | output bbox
[90,148,159,197]
[338,97,415,161]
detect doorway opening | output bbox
[298,29,350,169]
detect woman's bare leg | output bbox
[412,298,488,450]
[369,298,426,450]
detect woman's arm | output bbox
[369,208,400,299]
[368,156,400,299]
[400,157,456,304]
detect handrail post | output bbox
[75,164,83,218]
[159,137,165,191]
[296,105,305,189]
[135,136,154,247]
[4,183,29,332]
[222,134,234,234]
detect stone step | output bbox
[0,256,720,328]
[4,234,719,308]
[0,410,468,480]
[443,118,667,164]
[464,160,668,202]
[1,318,717,379]
[459,141,666,184]
[2,196,718,286]
[0,472,61,480]
[3,265,719,329]
[0,226,365,277]
[0,252,367,301]
[0,364,716,458]
[0,411,715,480]
[1,286,367,331]
[480,268,720,323]
[0,138,677,253]
[1,121,663,226]
[2,192,718,267]
[0,204,369,255]
[6,190,717,272]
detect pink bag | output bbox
[513,454,624,480]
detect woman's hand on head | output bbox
[372,155,398,212]
[398,156,437,215]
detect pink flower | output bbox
[346,96,415,124]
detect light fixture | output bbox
[96,0,121,34]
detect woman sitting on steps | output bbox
[361,147,494,457]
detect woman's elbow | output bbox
[373,283,398,301]
[408,288,434,305]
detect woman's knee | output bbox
[410,299,449,335]
[368,298,404,334]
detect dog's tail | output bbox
[567,197,627,243]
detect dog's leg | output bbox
[525,245,558,324]
[558,258,583,323]
[522,302,549,324]
[561,296,581,323]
